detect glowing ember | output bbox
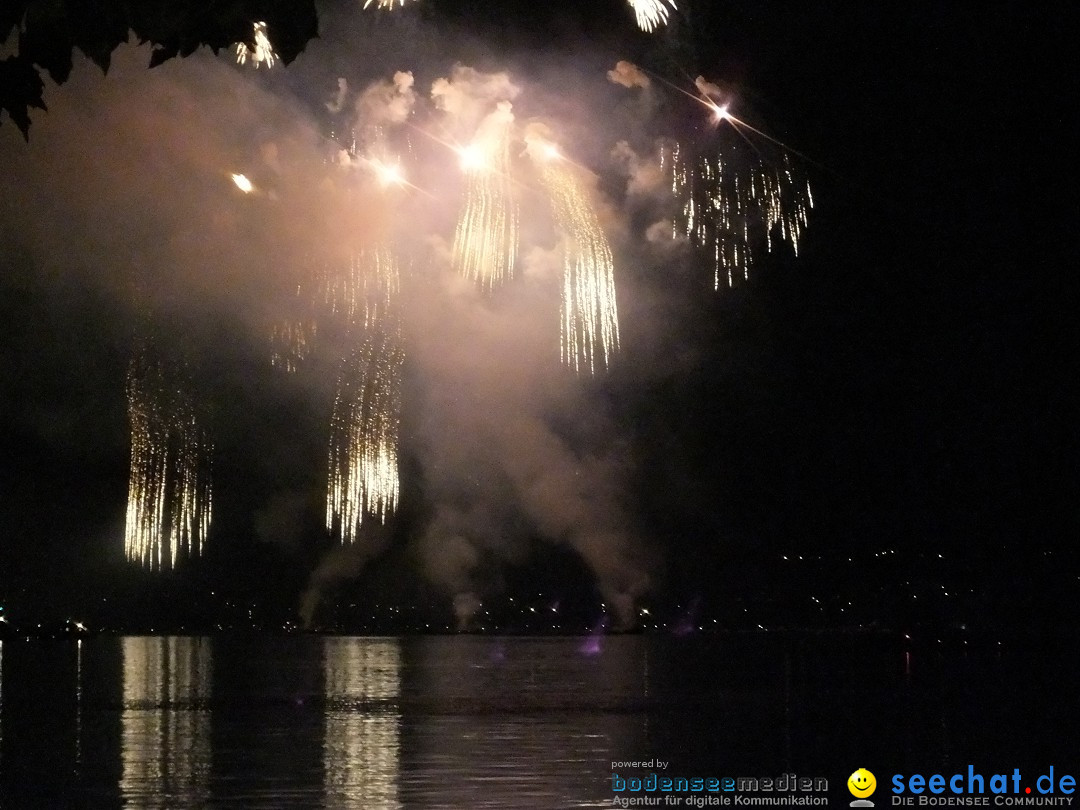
[235,21,276,69]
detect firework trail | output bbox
[321,246,400,330]
[125,341,213,570]
[452,103,519,288]
[326,247,404,543]
[628,0,677,32]
[363,0,415,9]
[327,328,404,543]
[530,140,620,374]
[270,316,316,373]
[662,127,813,288]
[270,262,319,374]
[236,21,276,69]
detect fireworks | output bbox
[363,0,415,8]
[371,159,405,188]
[235,21,276,69]
[271,244,399,375]
[325,248,404,543]
[452,107,519,287]
[628,0,677,32]
[320,246,400,329]
[270,317,316,373]
[124,342,213,570]
[270,268,319,374]
[110,59,816,572]
[327,328,404,543]
[531,142,620,374]
[662,126,813,288]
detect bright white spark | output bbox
[231,173,254,193]
[457,143,487,171]
[372,160,405,188]
[363,0,415,8]
[236,21,276,69]
[453,129,518,287]
[628,0,677,32]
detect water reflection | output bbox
[0,634,1014,808]
[322,637,402,810]
[121,636,212,806]
[396,637,644,808]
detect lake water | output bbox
[0,634,1076,808]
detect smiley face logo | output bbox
[848,768,877,798]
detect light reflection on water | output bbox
[0,634,1071,807]
[0,635,651,807]
[120,636,213,807]
[323,637,401,810]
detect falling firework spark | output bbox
[661,129,813,288]
[325,247,404,543]
[363,0,415,9]
[270,316,316,373]
[270,243,399,375]
[327,328,404,543]
[235,21,276,69]
[320,246,401,330]
[270,270,319,373]
[532,142,620,374]
[628,0,677,32]
[124,342,213,570]
[452,116,519,287]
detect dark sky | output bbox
[0,1,1074,627]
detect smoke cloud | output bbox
[299,527,391,626]
[694,75,723,101]
[611,140,664,197]
[607,60,650,90]
[356,70,416,127]
[0,16,703,631]
[326,77,349,114]
[431,65,520,133]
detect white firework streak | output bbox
[325,248,404,543]
[236,21,276,69]
[125,346,213,570]
[321,246,401,330]
[535,154,621,374]
[363,0,415,8]
[326,328,404,543]
[453,128,519,287]
[662,139,813,289]
[628,0,677,32]
[270,317,316,374]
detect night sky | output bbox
[0,1,1074,631]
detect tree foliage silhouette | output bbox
[1,0,318,139]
